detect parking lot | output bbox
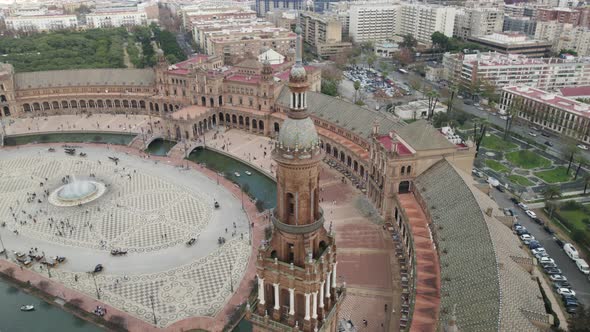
[489,189,590,311]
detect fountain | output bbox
[49,176,107,207]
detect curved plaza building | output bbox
[0,47,552,331]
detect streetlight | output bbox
[90,273,100,299]
[149,295,157,325]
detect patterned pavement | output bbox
[0,146,251,327]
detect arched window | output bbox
[219,112,224,122]
[239,115,244,125]
[201,96,206,106]
[23,103,31,112]
[407,165,412,175]
[0,95,6,102]
[252,119,258,129]
[232,114,237,124]
[287,193,295,215]
[33,102,40,111]
[62,101,69,109]
[259,120,264,130]
[52,101,59,109]
[79,100,87,108]
[401,166,406,175]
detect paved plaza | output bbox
[0,145,251,327]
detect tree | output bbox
[431,31,449,50]
[426,90,440,121]
[366,54,377,68]
[408,77,422,93]
[542,185,562,201]
[561,139,579,174]
[393,48,414,66]
[379,61,389,74]
[321,79,339,96]
[353,80,361,102]
[574,156,587,180]
[400,34,417,49]
[504,96,523,140]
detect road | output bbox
[490,188,590,307]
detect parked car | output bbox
[516,228,530,236]
[577,144,589,150]
[544,141,553,147]
[543,225,555,235]
[510,197,520,204]
[553,281,571,289]
[554,237,565,248]
[564,243,580,260]
[496,185,505,193]
[514,224,524,231]
[529,240,542,249]
[542,262,558,269]
[528,132,538,137]
[504,208,514,216]
[531,248,546,255]
[520,234,534,244]
[93,264,103,273]
[557,288,576,297]
[549,274,567,282]
[518,202,529,210]
[535,252,550,260]
[539,257,555,265]
[541,131,551,137]
[575,259,590,275]
[525,210,537,218]
[566,304,579,314]
[544,267,562,275]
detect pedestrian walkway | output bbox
[397,194,440,332]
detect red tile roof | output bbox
[559,86,590,97]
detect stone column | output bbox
[325,272,331,298]
[289,288,295,315]
[273,283,280,310]
[332,262,338,288]
[304,293,311,320]
[312,291,318,319]
[258,278,265,305]
[319,281,325,308]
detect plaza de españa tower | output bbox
[247,25,343,332]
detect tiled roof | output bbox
[15,69,155,89]
[415,160,500,331]
[415,160,547,331]
[396,120,455,151]
[277,87,403,138]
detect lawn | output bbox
[508,174,534,186]
[485,159,509,173]
[555,202,590,248]
[505,150,551,169]
[534,167,573,183]
[480,134,517,151]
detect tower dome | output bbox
[278,117,319,151]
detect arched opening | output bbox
[219,112,224,123]
[185,130,189,139]
[155,103,159,112]
[79,100,87,108]
[274,122,280,133]
[164,104,169,112]
[399,181,411,194]
[401,166,406,176]
[62,101,69,109]
[212,114,217,125]
[326,143,332,154]
[218,95,223,106]
[139,100,145,109]
[230,114,236,124]
[0,95,6,102]
[394,207,398,220]
[42,101,50,110]
[333,148,338,158]
[33,102,40,111]
[252,119,258,129]
[340,152,345,163]
[131,100,138,108]
[210,97,214,107]
[407,165,412,175]
[360,165,365,177]
[239,115,244,126]
[347,156,352,167]
[175,105,179,110]
[259,120,264,131]
[149,102,153,111]
[23,104,31,112]
[97,100,104,108]
[245,116,250,127]
[114,100,121,108]
[52,101,59,109]
[270,250,277,259]
[89,100,96,108]
[317,241,327,258]
[123,100,129,108]
[201,96,206,106]
[3,106,10,116]
[353,160,358,172]
[71,100,78,108]
[193,123,198,137]
[106,100,112,108]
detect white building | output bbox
[399,4,457,45]
[349,2,398,43]
[454,7,504,39]
[443,51,590,92]
[258,48,285,64]
[5,15,78,32]
[86,8,148,28]
[535,22,590,57]
[395,99,447,120]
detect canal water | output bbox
[3,132,136,146]
[0,281,103,332]
[187,147,277,210]
[145,138,176,156]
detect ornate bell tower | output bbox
[247,25,343,332]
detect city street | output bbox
[490,189,590,307]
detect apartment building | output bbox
[300,11,352,57]
[204,27,295,65]
[193,18,274,50]
[500,86,590,143]
[180,4,256,30]
[454,7,504,39]
[537,7,580,24]
[86,8,148,28]
[443,51,590,92]
[467,32,552,57]
[349,3,398,43]
[503,4,541,18]
[399,4,456,45]
[5,14,78,32]
[265,10,298,31]
[535,21,590,56]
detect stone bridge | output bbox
[128,133,165,150]
[167,140,205,159]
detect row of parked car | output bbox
[512,200,589,315]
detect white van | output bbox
[563,243,579,261]
[576,259,590,275]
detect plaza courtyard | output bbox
[0,145,251,327]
